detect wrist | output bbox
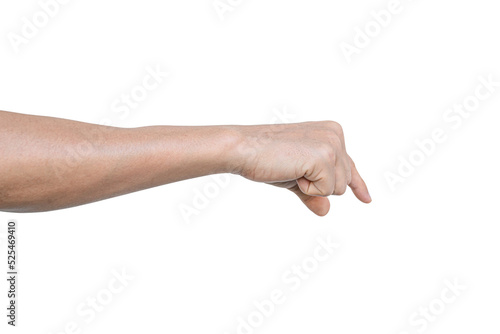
[218,125,247,175]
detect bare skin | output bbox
[0,110,371,215]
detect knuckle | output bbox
[336,187,347,195]
[325,121,344,136]
[334,181,347,195]
[324,120,340,130]
[330,134,343,148]
[336,124,345,138]
[317,143,336,162]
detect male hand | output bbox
[232,121,371,216]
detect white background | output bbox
[1,0,499,333]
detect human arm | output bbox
[0,110,370,214]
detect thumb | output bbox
[291,181,331,216]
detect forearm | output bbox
[0,111,239,212]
